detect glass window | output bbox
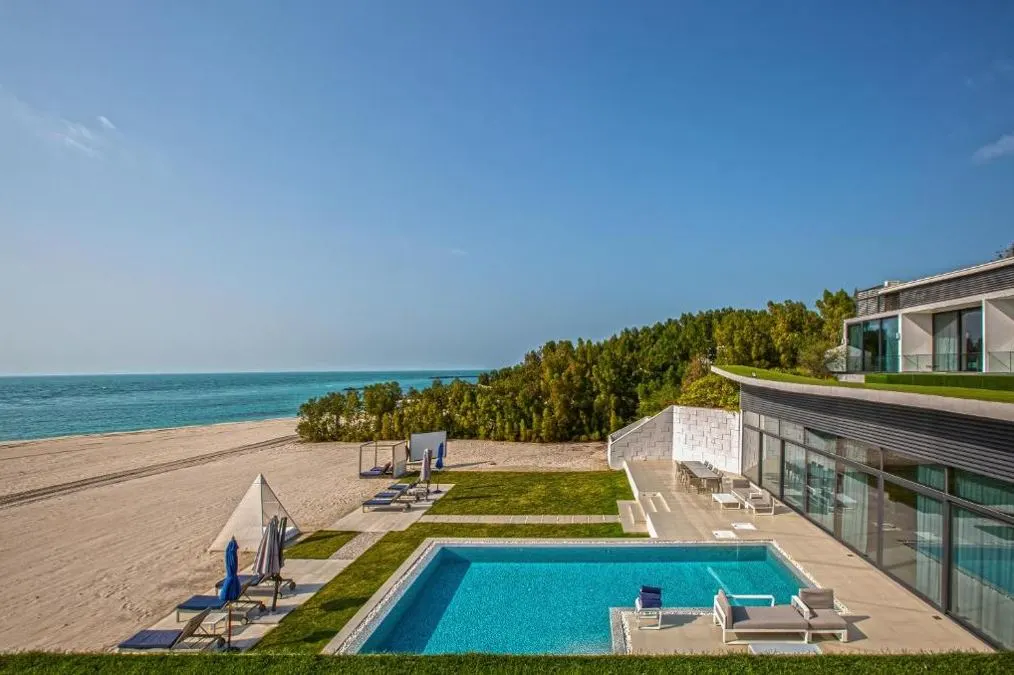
[933,311,959,372]
[950,507,1014,649]
[806,451,836,532]
[783,443,806,510]
[805,428,836,453]
[780,420,804,443]
[951,470,1014,518]
[863,320,882,371]
[838,467,878,560]
[761,415,779,435]
[882,450,945,491]
[838,438,880,469]
[847,323,864,372]
[761,435,782,496]
[743,411,759,428]
[881,315,900,373]
[961,307,983,372]
[742,428,760,485]
[881,481,943,604]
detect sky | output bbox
[1,1,1013,375]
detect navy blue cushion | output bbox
[363,498,393,506]
[118,629,181,650]
[176,595,225,611]
[641,585,662,595]
[639,588,662,609]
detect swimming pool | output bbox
[348,541,809,654]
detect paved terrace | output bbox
[623,460,992,654]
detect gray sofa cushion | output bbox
[808,608,847,631]
[729,605,809,630]
[799,588,835,610]
[715,589,733,629]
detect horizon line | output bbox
[0,367,491,378]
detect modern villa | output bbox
[844,255,1014,373]
[608,259,1014,652]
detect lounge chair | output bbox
[730,481,775,516]
[214,574,267,609]
[792,588,848,642]
[712,589,809,643]
[117,608,224,652]
[360,462,392,478]
[362,487,411,512]
[634,585,663,630]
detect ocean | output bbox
[0,370,482,442]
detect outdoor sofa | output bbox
[712,588,849,643]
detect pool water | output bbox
[359,544,806,654]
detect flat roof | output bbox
[859,256,1014,297]
[713,366,1014,423]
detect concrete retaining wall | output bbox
[607,404,741,473]
[606,406,674,469]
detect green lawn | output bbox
[285,531,359,559]
[716,365,1014,404]
[5,653,1014,674]
[252,522,637,654]
[424,471,632,515]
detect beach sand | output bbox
[0,422,605,651]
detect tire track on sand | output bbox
[0,435,299,509]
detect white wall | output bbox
[984,298,1014,372]
[672,406,741,473]
[901,313,933,371]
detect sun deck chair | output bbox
[792,588,848,642]
[360,461,392,478]
[117,608,224,652]
[214,574,267,610]
[362,487,411,512]
[731,481,775,516]
[634,585,663,630]
[712,589,809,643]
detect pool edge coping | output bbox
[323,537,833,655]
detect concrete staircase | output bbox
[617,500,648,534]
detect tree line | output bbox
[296,289,856,443]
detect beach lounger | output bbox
[634,585,663,630]
[712,589,809,643]
[360,462,392,478]
[117,608,224,652]
[362,487,411,512]
[175,591,263,623]
[792,588,849,642]
[214,574,267,609]
[731,482,775,516]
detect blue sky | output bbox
[1,1,1013,375]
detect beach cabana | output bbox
[209,474,300,552]
[359,440,408,478]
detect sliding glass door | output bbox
[783,443,806,510]
[806,452,836,531]
[838,467,879,560]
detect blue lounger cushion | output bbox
[117,629,182,650]
[215,574,261,590]
[638,586,662,609]
[373,491,401,499]
[176,595,226,612]
[363,498,394,506]
[360,467,385,477]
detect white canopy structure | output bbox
[209,474,300,552]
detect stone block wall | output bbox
[672,406,741,473]
[606,406,674,469]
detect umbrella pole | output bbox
[272,577,280,612]
[225,601,233,651]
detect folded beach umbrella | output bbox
[254,515,281,579]
[219,537,242,650]
[435,441,445,470]
[421,447,432,483]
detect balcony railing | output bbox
[845,353,1012,373]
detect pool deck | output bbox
[622,460,992,654]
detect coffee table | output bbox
[712,492,741,510]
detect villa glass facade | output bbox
[847,316,900,373]
[741,416,1014,649]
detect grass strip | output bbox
[4,653,1012,674]
[286,531,359,559]
[718,365,1014,404]
[425,471,632,515]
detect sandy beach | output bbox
[0,421,605,652]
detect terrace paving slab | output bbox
[138,558,351,653]
[326,484,454,532]
[621,459,993,654]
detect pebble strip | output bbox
[330,531,386,560]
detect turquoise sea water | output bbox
[360,544,806,654]
[0,370,481,442]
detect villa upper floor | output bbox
[844,256,1014,373]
